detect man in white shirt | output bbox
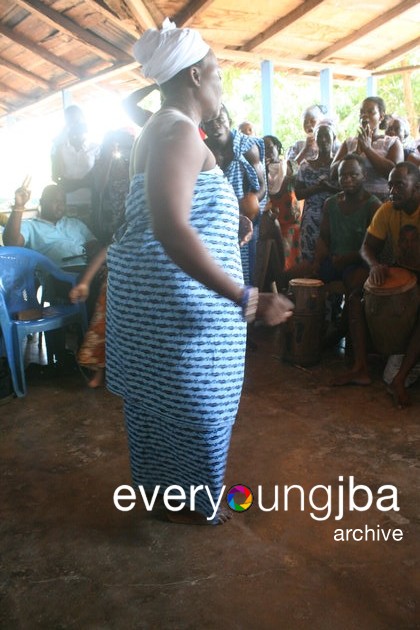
[3,184,98,266]
[51,121,99,221]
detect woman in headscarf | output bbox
[106,20,293,525]
[201,103,267,285]
[286,104,340,165]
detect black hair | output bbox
[380,113,393,131]
[394,161,420,182]
[263,134,283,154]
[362,96,386,116]
[40,184,60,208]
[219,103,232,126]
[340,152,366,170]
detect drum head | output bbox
[364,267,417,295]
[289,278,324,287]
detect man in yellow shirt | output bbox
[334,162,419,408]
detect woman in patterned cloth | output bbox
[295,121,338,261]
[201,104,267,285]
[106,20,293,525]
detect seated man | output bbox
[3,183,99,266]
[312,153,381,288]
[280,154,381,328]
[334,161,420,408]
[3,182,101,369]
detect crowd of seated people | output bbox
[227,99,418,408]
[1,94,418,408]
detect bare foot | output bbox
[331,368,372,386]
[87,368,105,389]
[166,506,232,526]
[387,378,411,409]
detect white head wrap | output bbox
[314,117,336,135]
[133,18,210,86]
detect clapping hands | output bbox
[357,122,373,151]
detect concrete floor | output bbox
[1,328,419,630]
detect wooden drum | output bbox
[283,279,325,366]
[364,267,419,355]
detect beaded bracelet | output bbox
[240,285,259,323]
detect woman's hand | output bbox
[69,283,90,303]
[357,124,373,152]
[304,133,317,152]
[256,293,294,326]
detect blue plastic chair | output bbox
[0,247,88,397]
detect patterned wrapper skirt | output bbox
[124,401,232,521]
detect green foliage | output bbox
[221,54,420,152]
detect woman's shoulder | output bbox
[372,134,397,149]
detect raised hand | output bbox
[14,175,31,210]
[357,123,373,151]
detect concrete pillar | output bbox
[320,68,333,115]
[366,76,377,97]
[261,60,274,135]
[61,89,73,110]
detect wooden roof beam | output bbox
[15,0,133,63]
[372,64,420,77]
[123,0,158,31]
[0,56,54,90]
[365,36,420,70]
[84,0,139,37]
[0,81,32,103]
[0,23,83,77]
[174,0,216,27]
[214,46,370,78]
[310,0,419,62]
[0,59,141,120]
[240,0,325,52]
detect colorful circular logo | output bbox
[226,484,253,512]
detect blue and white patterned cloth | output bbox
[296,160,332,261]
[123,402,233,519]
[106,167,246,427]
[106,166,247,518]
[223,129,267,285]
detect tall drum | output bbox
[283,278,325,366]
[364,267,419,355]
